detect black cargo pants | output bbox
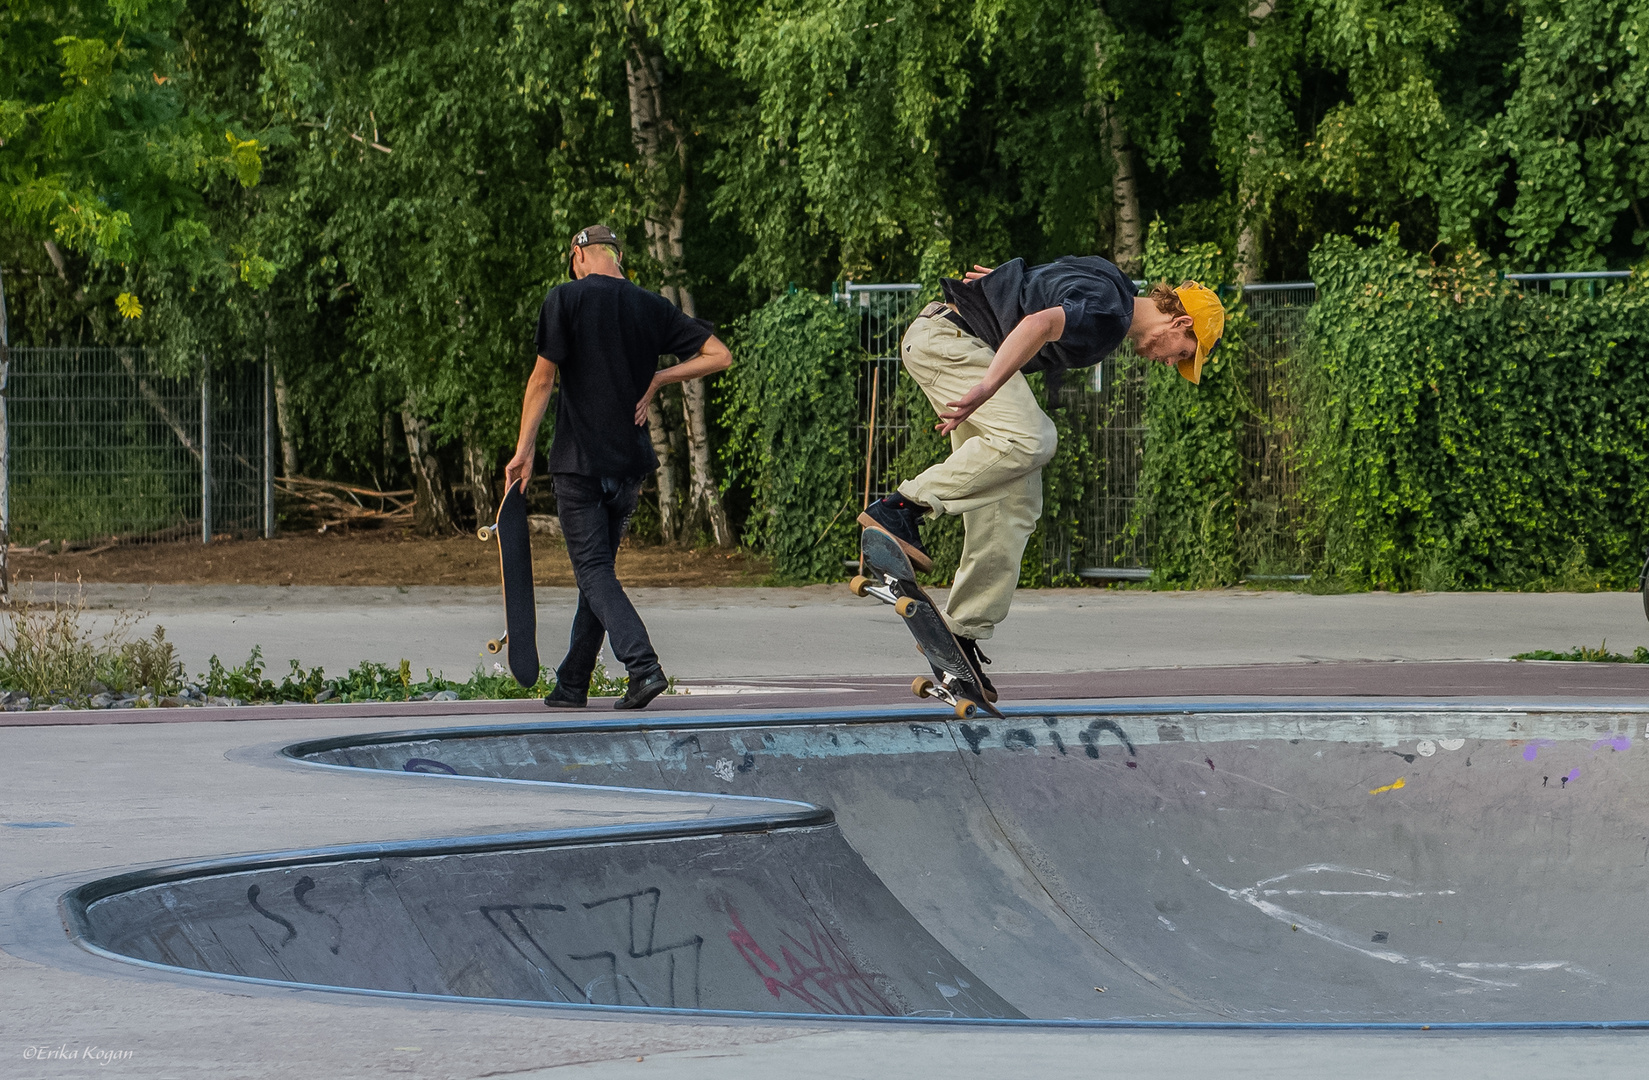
[550,473,661,690]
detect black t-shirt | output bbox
[942,256,1137,382]
[533,275,713,477]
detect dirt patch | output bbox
[8,531,772,588]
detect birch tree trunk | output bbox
[1235,0,1277,285]
[1105,103,1143,277]
[272,364,298,476]
[462,428,496,527]
[672,288,733,546]
[626,24,733,547]
[402,407,456,534]
[645,370,681,543]
[1092,21,1142,277]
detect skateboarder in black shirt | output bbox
[504,225,731,710]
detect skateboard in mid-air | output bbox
[851,527,1005,719]
[476,479,540,687]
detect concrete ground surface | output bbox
[60,583,1649,682]
[6,586,1649,1077]
[7,706,1649,1079]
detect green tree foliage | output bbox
[0,0,263,265]
[1469,0,1649,269]
[252,0,624,462]
[4,0,1649,575]
[0,0,269,346]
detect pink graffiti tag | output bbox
[725,906,898,1016]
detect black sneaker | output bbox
[614,668,669,711]
[858,495,933,573]
[956,637,997,702]
[544,683,587,708]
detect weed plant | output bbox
[199,647,641,704]
[0,590,185,703]
[0,590,650,707]
[1513,641,1649,663]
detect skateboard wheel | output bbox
[954,699,978,720]
[849,575,872,598]
[911,676,934,699]
[477,526,493,541]
[486,638,504,654]
[894,596,918,619]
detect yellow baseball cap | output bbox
[1173,280,1226,384]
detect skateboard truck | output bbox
[477,524,508,656]
[851,572,981,719]
[478,520,507,653]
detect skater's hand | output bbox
[962,264,995,284]
[635,374,662,426]
[503,448,534,492]
[936,381,995,434]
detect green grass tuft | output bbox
[1512,641,1649,663]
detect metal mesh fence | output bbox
[6,347,270,546]
[1237,283,1317,577]
[1059,345,1151,575]
[842,284,924,510]
[1504,271,1632,296]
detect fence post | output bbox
[201,356,211,545]
[263,359,274,539]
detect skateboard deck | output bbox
[853,527,1005,719]
[477,480,539,687]
[1640,546,1649,622]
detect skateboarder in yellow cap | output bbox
[859,257,1225,698]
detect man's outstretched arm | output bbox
[633,334,733,425]
[504,355,558,490]
[936,306,1065,434]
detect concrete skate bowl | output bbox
[64,703,1649,1029]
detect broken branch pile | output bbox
[275,477,415,533]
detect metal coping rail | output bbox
[1504,271,1632,281]
[280,697,1649,763]
[61,808,834,916]
[1241,281,1317,293]
[838,273,1630,293]
[836,282,922,293]
[55,699,1649,1033]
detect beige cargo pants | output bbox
[897,313,1058,641]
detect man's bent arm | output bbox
[504,356,558,489]
[634,335,732,425]
[935,306,1065,434]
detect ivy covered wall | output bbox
[1305,233,1649,590]
[1132,225,1249,587]
[720,291,862,584]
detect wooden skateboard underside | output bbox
[478,481,539,688]
[855,528,1004,720]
